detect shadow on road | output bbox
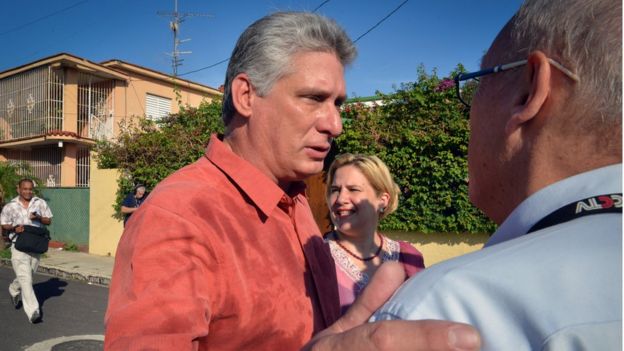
[34,277,67,307]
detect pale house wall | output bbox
[89,155,124,256]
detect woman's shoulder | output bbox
[393,239,426,274]
[396,240,422,255]
[322,230,335,243]
[380,235,417,254]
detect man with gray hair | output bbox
[371,0,622,350]
[106,11,479,351]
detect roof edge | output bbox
[0,52,128,81]
[101,59,221,96]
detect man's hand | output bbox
[120,206,137,215]
[14,225,24,233]
[303,262,481,351]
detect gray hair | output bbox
[505,0,621,122]
[221,12,357,125]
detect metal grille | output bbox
[40,187,89,246]
[0,66,64,141]
[5,146,62,186]
[77,73,114,140]
[76,146,90,187]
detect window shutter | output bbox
[145,93,171,121]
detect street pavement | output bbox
[0,247,114,287]
[0,266,108,350]
[0,248,113,350]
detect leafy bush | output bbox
[0,161,41,202]
[95,99,224,219]
[96,69,494,233]
[336,65,495,233]
[63,242,79,252]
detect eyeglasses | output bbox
[453,58,580,108]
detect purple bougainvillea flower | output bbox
[434,78,455,92]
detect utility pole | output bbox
[157,0,212,76]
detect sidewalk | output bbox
[0,248,114,287]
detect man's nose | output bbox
[319,103,343,137]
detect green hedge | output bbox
[336,66,495,233]
[95,100,224,220]
[96,67,495,233]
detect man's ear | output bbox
[231,73,254,118]
[505,51,551,136]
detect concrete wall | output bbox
[407,232,488,266]
[114,73,214,125]
[88,157,123,256]
[86,160,490,261]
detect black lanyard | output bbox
[527,193,622,234]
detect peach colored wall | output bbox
[60,143,77,186]
[408,232,489,266]
[89,156,124,256]
[111,73,216,135]
[90,71,219,255]
[63,69,78,133]
[111,80,130,138]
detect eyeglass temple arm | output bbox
[454,60,528,82]
[455,59,579,83]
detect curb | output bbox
[0,257,110,287]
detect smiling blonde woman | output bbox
[324,153,425,314]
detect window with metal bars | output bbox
[0,66,63,141]
[76,146,90,188]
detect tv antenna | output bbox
[158,0,212,76]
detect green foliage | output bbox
[63,242,79,252]
[337,65,495,233]
[0,161,41,203]
[0,247,10,259]
[95,69,493,234]
[95,99,224,219]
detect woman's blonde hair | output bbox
[325,153,400,219]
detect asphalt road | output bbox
[0,266,108,350]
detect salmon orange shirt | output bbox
[105,135,340,350]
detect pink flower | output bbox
[435,78,455,92]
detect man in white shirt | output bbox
[1,178,53,323]
[372,0,622,350]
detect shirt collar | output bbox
[10,196,39,205]
[486,163,622,247]
[204,134,306,218]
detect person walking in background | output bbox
[0,185,8,248]
[1,178,53,324]
[324,153,424,314]
[120,184,147,226]
[372,0,622,349]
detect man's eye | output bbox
[306,95,322,102]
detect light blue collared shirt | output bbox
[372,164,622,351]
